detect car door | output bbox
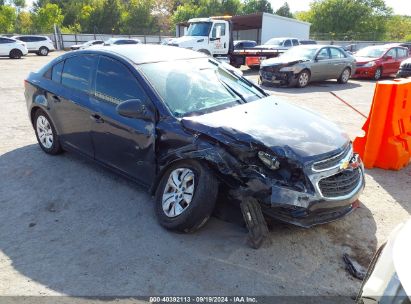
[210,22,229,55]
[381,48,397,75]
[53,54,97,157]
[329,47,347,78]
[311,47,331,80]
[90,55,156,184]
[0,38,10,55]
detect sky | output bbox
[271,0,411,15]
[25,0,411,16]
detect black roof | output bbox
[85,44,207,65]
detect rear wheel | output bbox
[33,109,62,155]
[9,49,23,59]
[296,70,310,88]
[338,67,351,84]
[155,160,218,233]
[38,47,49,56]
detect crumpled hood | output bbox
[182,96,349,159]
[168,36,205,46]
[261,56,310,67]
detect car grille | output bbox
[401,63,411,70]
[261,64,282,73]
[313,145,351,171]
[318,167,361,198]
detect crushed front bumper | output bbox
[250,148,365,228]
[259,70,296,86]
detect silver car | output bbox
[259,45,356,88]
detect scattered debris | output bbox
[343,253,366,280]
[240,197,269,249]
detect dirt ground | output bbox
[0,52,410,298]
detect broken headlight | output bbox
[258,151,280,170]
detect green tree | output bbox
[15,10,32,33]
[242,0,273,14]
[301,0,392,40]
[32,3,63,32]
[85,0,122,34]
[122,0,157,34]
[275,2,293,18]
[0,4,16,33]
[385,15,411,41]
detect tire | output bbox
[9,49,23,59]
[155,160,218,233]
[38,47,49,56]
[296,69,310,88]
[33,109,62,155]
[338,67,351,84]
[374,67,382,80]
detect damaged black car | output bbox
[25,45,365,237]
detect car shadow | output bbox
[0,144,378,296]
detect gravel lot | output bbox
[0,52,410,298]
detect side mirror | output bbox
[116,99,154,121]
[384,55,393,61]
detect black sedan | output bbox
[25,45,365,234]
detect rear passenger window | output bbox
[52,61,64,83]
[95,56,146,105]
[62,55,96,93]
[292,39,299,46]
[330,48,346,58]
[397,48,408,59]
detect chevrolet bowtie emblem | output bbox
[340,160,350,170]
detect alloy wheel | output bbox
[299,72,309,87]
[162,168,195,218]
[342,69,350,83]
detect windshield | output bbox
[265,38,283,46]
[139,58,265,117]
[187,22,212,37]
[356,46,387,58]
[281,47,317,60]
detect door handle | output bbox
[90,113,104,123]
[51,95,61,102]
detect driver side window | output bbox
[386,48,396,59]
[212,23,225,38]
[284,40,292,47]
[317,48,330,60]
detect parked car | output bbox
[12,35,55,56]
[25,45,365,233]
[396,58,411,78]
[357,219,411,303]
[395,42,411,52]
[299,39,317,45]
[260,45,356,88]
[0,36,28,59]
[256,37,300,50]
[342,44,360,54]
[353,44,409,80]
[103,38,141,46]
[70,40,104,50]
[233,40,257,50]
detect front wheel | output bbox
[155,160,218,233]
[296,70,310,88]
[374,67,382,80]
[33,109,62,154]
[38,47,49,56]
[338,67,351,84]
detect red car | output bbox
[352,44,409,80]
